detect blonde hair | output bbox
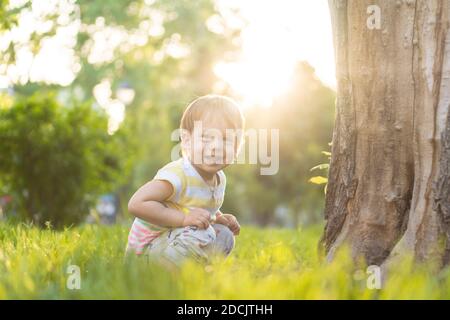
[180,94,245,157]
[180,94,245,132]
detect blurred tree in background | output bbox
[0,0,26,31]
[0,0,334,228]
[222,62,335,227]
[0,93,132,227]
[0,0,242,224]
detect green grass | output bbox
[0,222,449,299]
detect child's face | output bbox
[183,115,240,175]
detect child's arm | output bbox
[127,180,210,229]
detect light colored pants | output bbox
[146,223,235,266]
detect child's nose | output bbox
[214,143,227,155]
[208,143,225,158]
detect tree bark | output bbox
[321,0,450,267]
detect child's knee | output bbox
[157,226,216,265]
[211,223,235,255]
[179,225,216,247]
[213,223,234,240]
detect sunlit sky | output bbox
[1,0,336,130]
[215,0,335,107]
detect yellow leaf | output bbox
[309,176,328,184]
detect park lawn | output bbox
[0,222,449,299]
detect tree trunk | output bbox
[321,0,450,267]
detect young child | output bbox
[126,94,245,267]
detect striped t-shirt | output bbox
[126,156,226,255]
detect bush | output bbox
[0,92,131,228]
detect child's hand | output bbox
[183,208,211,229]
[217,213,240,235]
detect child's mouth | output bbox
[202,157,223,165]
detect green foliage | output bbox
[0,0,243,227]
[222,62,335,226]
[309,176,328,185]
[0,0,336,229]
[0,93,132,228]
[309,145,332,194]
[0,0,25,31]
[0,222,449,299]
